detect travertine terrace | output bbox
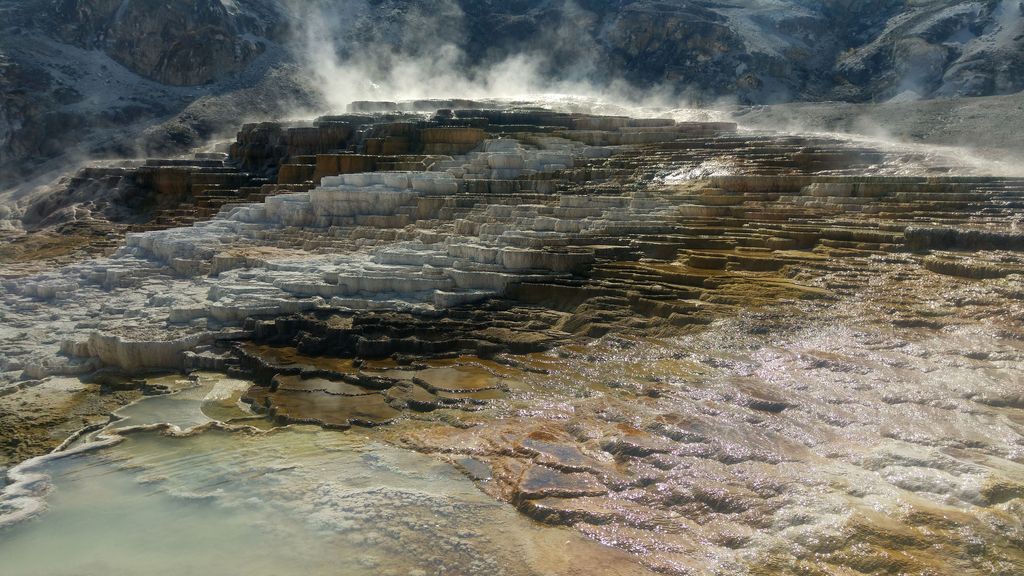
[2,102,1023,575]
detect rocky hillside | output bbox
[0,0,318,191]
[2,0,1023,192]
[311,0,1024,103]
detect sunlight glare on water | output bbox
[0,376,651,576]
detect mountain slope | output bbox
[2,0,1022,194]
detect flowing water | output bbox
[0,374,651,576]
[3,256,1024,575]
[3,121,1024,574]
[5,252,1024,575]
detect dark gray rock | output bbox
[906,226,1024,252]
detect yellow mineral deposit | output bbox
[2,103,1023,576]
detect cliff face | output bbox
[0,0,315,192]
[445,0,1023,103]
[1,0,1023,192]
[52,0,279,86]
[833,0,1024,100]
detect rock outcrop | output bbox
[0,0,313,192]
[3,0,1024,193]
[3,105,1022,385]
[3,105,1024,575]
[53,0,275,86]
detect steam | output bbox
[285,0,692,116]
[728,100,1024,177]
[283,0,1024,176]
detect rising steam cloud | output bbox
[285,0,685,114]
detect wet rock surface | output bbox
[0,378,657,575]
[388,269,1024,574]
[2,105,1024,574]
[0,378,134,468]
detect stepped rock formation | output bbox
[3,0,1024,192]
[3,103,1024,574]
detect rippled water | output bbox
[0,375,650,576]
[381,260,1024,575]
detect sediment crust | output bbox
[3,105,1024,575]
